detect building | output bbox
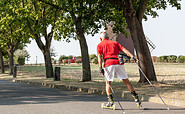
[106,25,135,55]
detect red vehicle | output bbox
[63,57,82,63]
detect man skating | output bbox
[97,32,142,108]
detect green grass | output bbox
[18,66,45,73]
[13,63,185,100]
[60,66,82,69]
[17,63,185,84]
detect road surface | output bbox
[0,80,184,114]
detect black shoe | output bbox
[133,95,142,108]
[105,101,114,107]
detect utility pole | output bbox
[36,56,37,65]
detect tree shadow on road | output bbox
[143,108,185,110]
[0,80,107,105]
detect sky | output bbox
[25,1,185,64]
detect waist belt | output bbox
[104,58,118,62]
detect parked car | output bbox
[62,57,82,63]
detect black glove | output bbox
[99,67,104,75]
[132,56,137,62]
[123,54,131,60]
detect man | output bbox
[97,32,141,108]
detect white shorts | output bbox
[104,64,128,81]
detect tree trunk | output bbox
[105,0,157,83]
[73,15,91,82]
[0,48,5,73]
[43,50,54,78]
[124,5,157,83]
[8,51,14,75]
[78,33,91,82]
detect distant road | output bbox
[0,80,184,114]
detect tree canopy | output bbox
[0,0,181,82]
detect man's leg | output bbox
[106,81,112,95]
[122,79,142,107]
[122,79,135,92]
[105,81,114,107]
[104,65,115,107]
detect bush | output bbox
[75,60,81,64]
[68,55,73,59]
[152,56,158,62]
[177,56,185,63]
[89,54,97,59]
[158,56,168,63]
[53,60,57,64]
[59,55,68,62]
[167,55,177,63]
[63,59,66,65]
[92,58,98,64]
[17,57,25,65]
[14,49,29,65]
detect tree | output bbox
[16,0,62,78]
[38,0,107,81]
[177,56,185,63]
[89,54,97,60]
[14,49,30,65]
[0,46,9,73]
[104,0,181,83]
[0,47,5,73]
[0,1,30,74]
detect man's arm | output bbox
[122,48,134,58]
[122,48,138,62]
[98,54,102,68]
[97,54,104,75]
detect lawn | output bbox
[17,63,185,84]
[6,63,185,100]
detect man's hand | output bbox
[99,67,104,76]
[132,56,139,63]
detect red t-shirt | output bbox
[97,39,125,67]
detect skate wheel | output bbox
[101,103,105,109]
[137,103,142,108]
[112,104,116,110]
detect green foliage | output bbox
[92,58,98,64]
[100,0,181,36]
[89,54,98,64]
[89,54,97,59]
[58,55,74,62]
[14,49,29,65]
[177,56,185,63]
[75,59,81,64]
[167,55,177,63]
[158,55,185,63]
[52,0,106,40]
[144,0,181,20]
[158,56,168,63]
[77,55,82,58]
[0,0,31,60]
[68,55,73,59]
[14,49,29,59]
[17,57,25,65]
[59,55,68,62]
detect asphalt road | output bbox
[0,80,185,114]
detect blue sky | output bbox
[26,1,185,64]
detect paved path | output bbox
[0,80,184,114]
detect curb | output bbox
[7,79,185,108]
